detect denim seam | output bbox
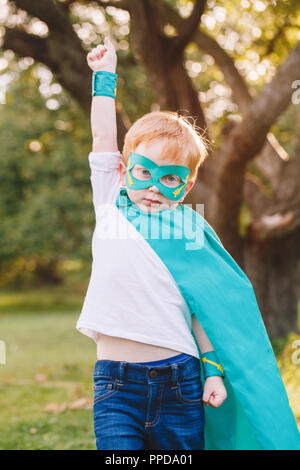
[93,374,115,380]
[93,388,119,404]
[93,379,119,404]
[176,381,202,404]
[145,384,164,428]
[145,381,151,427]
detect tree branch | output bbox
[60,0,78,13]
[156,0,252,113]
[238,41,300,153]
[3,25,91,112]
[265,22,287,56]
[170,0,206,55]
[3,27,48,65]
[4,1,131,148]
[263,20,300,57]
[211,42,300,253]
[94,0,132,11]
[155,0,291,194]
[11,0,73,32]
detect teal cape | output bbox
[116,188,300,450]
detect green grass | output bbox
[0,283,96,450]
[0,281,87,313]
[0,286,299,449]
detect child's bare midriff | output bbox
[96,332,183,362]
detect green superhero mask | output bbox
[125,153,190,201]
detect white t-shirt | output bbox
[76,151,201,359]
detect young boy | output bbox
[76,37,300,450]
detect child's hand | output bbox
[87,36,117,73]
[202,376,227,408]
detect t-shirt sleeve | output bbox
[88,151,122,208]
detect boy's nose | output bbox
[148,185,160,193]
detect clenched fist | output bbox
[202,376,227,408]
[87,36,117,73]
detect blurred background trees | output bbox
[0,0,299,337]
[0,66,93,286]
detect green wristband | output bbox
[201,351,225,379]
[92,70,117,98]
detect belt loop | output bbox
[170,364,179,389]
[118,362,127,386]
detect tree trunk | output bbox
[244,231,300,337]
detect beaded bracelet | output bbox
[201,350,225,379]
[92,70,117,98]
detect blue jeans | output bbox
[93,352,205,450]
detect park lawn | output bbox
[0,283,97,450]
[0,286,299,449]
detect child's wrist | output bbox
[205,375,224,381]
[200,350,225,379]
[94,67,116,74]
[92,70,118,99]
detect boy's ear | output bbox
[119,160,126,185]
[180,180,194,202]
[119,160,126,174]
[184,180,194,195]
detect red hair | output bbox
[122,111,209,182]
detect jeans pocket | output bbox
[93,376,119,404]
[176,374,203,404]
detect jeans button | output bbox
[149,369,158,378]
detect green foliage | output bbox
[0,65,94,286]
[117,51,155,123]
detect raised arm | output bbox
[87,36,118,152]
[86,37,122,207]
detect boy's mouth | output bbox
[144,198,160,204]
